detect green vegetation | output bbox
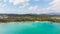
[0,14,60,23]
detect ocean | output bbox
[0,21,60,34]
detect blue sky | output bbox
[0,0,60,14]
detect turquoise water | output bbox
[0,21,60,34]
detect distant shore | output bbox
[0,14,60,23]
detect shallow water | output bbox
[0,21,60,34]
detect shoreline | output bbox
[0,21,58,24]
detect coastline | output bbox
[0,21,57,24]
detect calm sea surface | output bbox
[0,21,60,34]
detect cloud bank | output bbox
[0,0,60,14]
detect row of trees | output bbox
[0,15,60,23]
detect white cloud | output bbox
[48,0,60,12]
[0,0,60,14]
[8,0,30,5]
[28,0,60,14]
[29,5,41,14]
[40,0,60,14]
[0,0,30,14]
[29,6,39,11]
[0,3,19,14]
